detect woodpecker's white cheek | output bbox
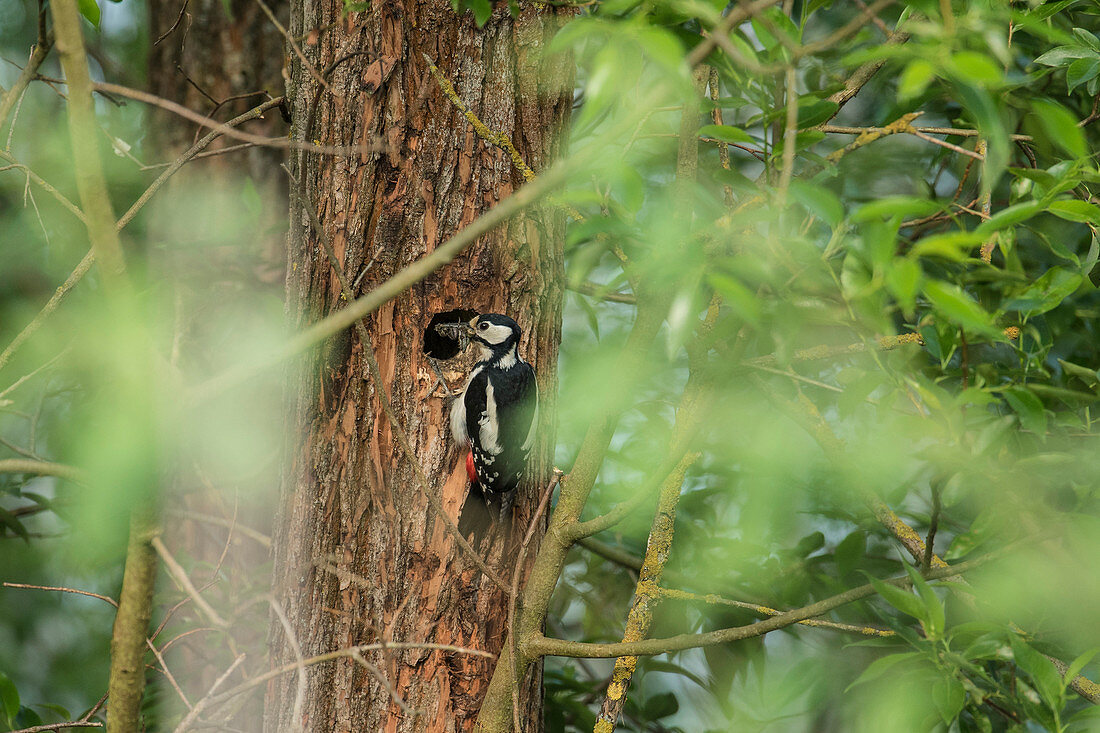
[480,323,513,345]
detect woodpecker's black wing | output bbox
[464,359,537,507]
[492,361,538,485]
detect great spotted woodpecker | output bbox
[448,313,538,534]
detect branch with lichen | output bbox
[422,53,536,183]
[593,452,698,732]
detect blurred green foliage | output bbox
[2,0,1100,731]
[546,1,1100,731]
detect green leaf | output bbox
[78,0,101,27]
[796,98,839,128]
[869,576,927,623]
[750,7,800,52]
[1011,637,1063,711]
[698,124,754,144]
[1032,99,1088,159]
[1063,647,1100,691]
[975,201,1044,235]
[835,531,865,578]
[1059,359,1100,386]
[853,197,940,223]
[641,691,679,719]
[464,0,492,25]
[1049,200,1100,223]
[707,273,761,327]
[1067,58,1100,92]
[794,531,825,557]
[950,51,1002,87]
[0,506,29,541]
[1033,46,1097,67]
[932,676,966,723]
[898,59,935,101]
[1073,27,1100,53]
[1003,387,1048,436]
[0,672,18,725]
[1008,266,1082,316]
[905,564,945,639]
[886,257,921,314]
[910,232,984,261]
[788,180,843,227]
[923,280,996,334]
[846,652,923,691]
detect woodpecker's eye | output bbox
[478,322,490,331]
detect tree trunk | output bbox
[266,4,572,731]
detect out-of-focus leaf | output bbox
[854,197,941,223]
[886,257,921,314]
[641,691,679,719]
[0,672,18,725]
[923,280,997,335]
[898,58,935,100]
[910,232,984,261]
[796,98,839,128]
[869,576,927,623]
[976,201,1044,235]
[1032,99,1088,159]
[950,51,1003,87]
[0,507,30,541]
[1011,637,1063,711]
[794,531,825,557]
[789,180,843,227]
[932,677,966,723]
[905,564,944,639]
[708,273,761,327]
[1003,387,1048,436]
[699,124,754,144]
[835,531,865,578]
[78,0,100,27]
[1059,359,1100,386]
[845,652,923,691]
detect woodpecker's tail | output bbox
[457,483,497,543]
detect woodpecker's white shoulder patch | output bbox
[478,379,502,453]
[495,345,518,370]
[450,364,482,444]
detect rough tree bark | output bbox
[265,3,572,731]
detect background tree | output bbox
[2,2,1100,733]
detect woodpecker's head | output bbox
[467,313,522,363]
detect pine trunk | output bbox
[265,3,572,731]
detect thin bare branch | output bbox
[151,536,228,628]
[3,581,118,607]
